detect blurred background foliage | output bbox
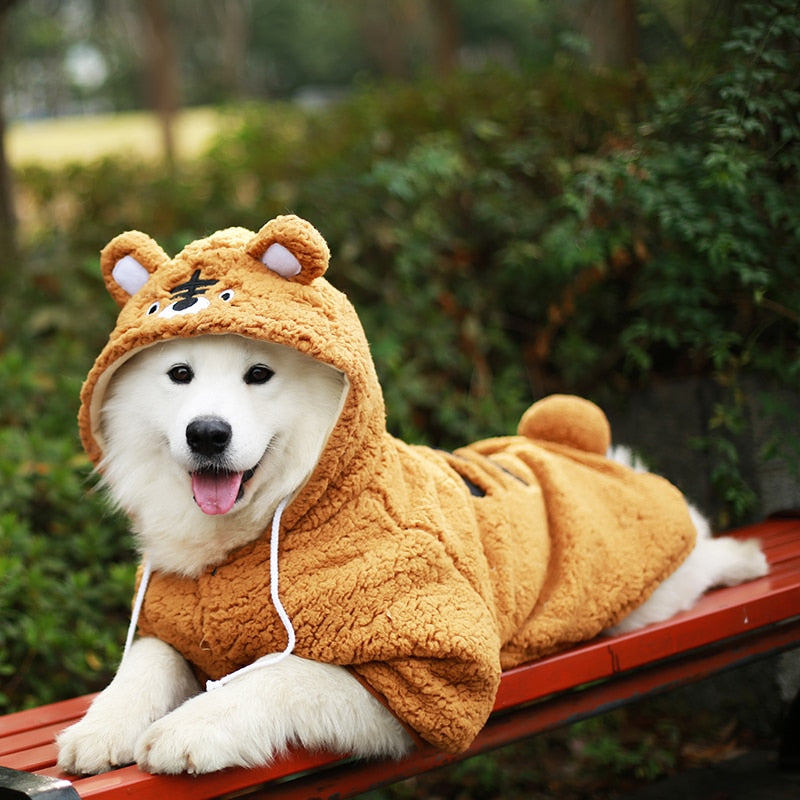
[0,4,798,775]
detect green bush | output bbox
[540,1,800,519]
[16,66,636,452]
[0,241,136,711]
[0,342,133,712]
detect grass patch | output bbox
[7,106,238,166]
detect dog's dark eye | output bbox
[168,365,194,384]
[245,364,274,385]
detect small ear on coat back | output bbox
[100,231,170,307]
[245,214,329,285]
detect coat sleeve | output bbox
[352,649,501,752]
[345,572,503,753]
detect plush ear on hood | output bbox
[100,231,170,307]
[245,214,329,285]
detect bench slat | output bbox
[63,750,349,800]
[0,723,76,759]
[0,696,94,738]
[2,744,58,773]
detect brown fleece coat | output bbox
[79,215,696,753]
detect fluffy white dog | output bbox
[56,334,767,775]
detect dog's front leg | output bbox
[135,654,413,774]
[56,637,200,775]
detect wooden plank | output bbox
[0,696,94,738]
[2,744,58,773]
[0,722,75,758]
[64,750,350,800]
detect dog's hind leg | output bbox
[697,533,769,588]
[607,509,768,635]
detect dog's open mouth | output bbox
[191,467,256,516]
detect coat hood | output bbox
[79,215,384,528]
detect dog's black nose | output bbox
[186,417,232,457]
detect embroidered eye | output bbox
[168,364,194,384]
[244,364,274,385]
[147,302,160,315]
[219,289,235,302]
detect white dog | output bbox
[56,334,768,775]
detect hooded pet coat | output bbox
[79,215,696,753]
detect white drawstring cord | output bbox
[123,557,152,661]
[206,494,295,690]
[120,494,297,691]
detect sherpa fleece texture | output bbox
[79,215,697,753]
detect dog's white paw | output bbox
[57,712,148,775]
[135,690,269,774]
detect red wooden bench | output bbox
[2,515,799,799]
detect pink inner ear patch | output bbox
[112,255,151,296]
[262,242,302,278]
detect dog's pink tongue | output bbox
[192,471,243,515]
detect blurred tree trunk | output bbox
[580,0,639,70]
[142,0,179,167]
[355,0,419,80]
[216,0,251,98]
[0,0,19,260]
[429,0,460,76]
